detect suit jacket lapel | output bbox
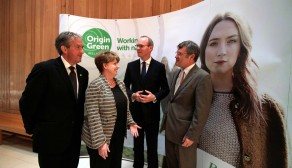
[142,59,154,81]
[133,60,142,82]
[55,57,77,101]
[170,70,180,97]
[76,65,85,100]
[172,65,199,99]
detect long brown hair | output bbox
[200,12,263,122]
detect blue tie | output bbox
[141,62,146,78]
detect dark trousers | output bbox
[87,129,125,168]
[133,121,159,168]
[38,142,81,168]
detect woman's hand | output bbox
[130,124,141,138]
[98,143,110,159]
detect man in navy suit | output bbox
[19,31,89,168]
[124,36,169,168]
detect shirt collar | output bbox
[181,63,195,75]
[61,56,76,69]
[140,57,151,65]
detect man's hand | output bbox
[181,136,195,148]
[132,91,144,102]
[139,90,156,103]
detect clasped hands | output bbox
[132,90,155,103]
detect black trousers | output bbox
[133,121,159,168]
[38,142,81,168]
[87,129,125,168]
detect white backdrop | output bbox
[60,0,292,165]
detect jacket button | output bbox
[243,154,251,162]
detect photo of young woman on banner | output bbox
[198,12,287,167]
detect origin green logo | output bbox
[82,28,112,58]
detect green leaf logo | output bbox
[82,28,112,58]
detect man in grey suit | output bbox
[162,40,213,168]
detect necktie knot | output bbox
[69,66,75,71]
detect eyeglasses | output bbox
[135,44,149,48]
[175,52,188,56]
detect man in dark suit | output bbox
[162,41,213,168]
[124,36,169,168]
[19,31,89,168]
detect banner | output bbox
[197,149,235,168]
[60,0,292,166]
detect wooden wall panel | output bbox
[171,0,202,12]
[0,0,202,113]
[153,0,171,16]
[34,0,60,63]
[8,0,28,112]
[0,0,10,111]
[60,0,74,15]
[108,0,132,19]
[74,0,107,18]
[131,0,153,19]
